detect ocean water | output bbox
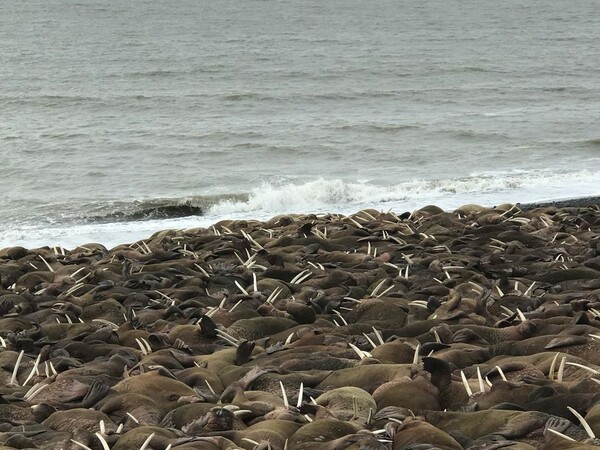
[1,0,599,249]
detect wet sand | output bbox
[1,199,600,449]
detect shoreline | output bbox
[518,195,600,210]
[1,194,599,252]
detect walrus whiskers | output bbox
[139,432,156,450]
[567,406,596,439]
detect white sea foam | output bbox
[3,169,597,250]
[209,169,600,217]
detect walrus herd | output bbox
[2,203,600,449]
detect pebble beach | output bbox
[2,200,600,449]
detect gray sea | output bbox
[1,0,599,249]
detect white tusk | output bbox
[460,371,473,397]
[557,356,567,382]
[297,382,304,408]
[549,352,560,381]
[10,350,25,386]
[477,367,485,393]
[412,344,420,365]
[567,406,596,439]
[279,381,289,408]
[139,432,156,450]
[495,365,508,382]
